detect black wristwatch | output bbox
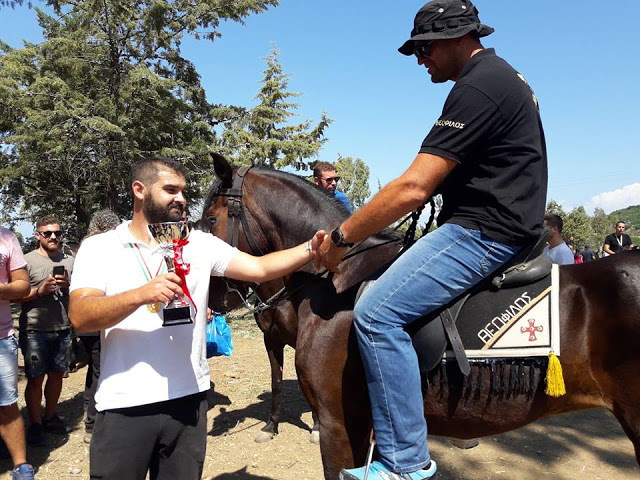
[330,228,354,248]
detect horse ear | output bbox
[211,152,233,188]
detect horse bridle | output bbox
[210,166,277,315]
[217,166,265,256]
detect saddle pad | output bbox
[447,264,560,359]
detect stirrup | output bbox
[363,431,376,480]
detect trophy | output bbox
[147,221,194,327]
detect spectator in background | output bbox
[0,227,36,480]
[313,161,353,214]
[64,239,80,376]
[63,240,80,257]
[543,214,574,265]
[603,221,634,255]
[566,235,575,252]
[580,245,595,263]
[78,209,120,445]
[574,250,583,264]
[18,216,74,445]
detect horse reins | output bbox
[210,168,436,316]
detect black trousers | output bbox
[79,335,100,432]
[90,392,208,480]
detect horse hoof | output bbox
[255,431,275,443]
[309,430,320,445]
[448,438,480,449]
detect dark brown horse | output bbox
[203,156,640,480]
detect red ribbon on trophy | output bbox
[172,238,197,314]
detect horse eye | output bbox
[207,216,217,226]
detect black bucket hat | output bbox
[398,0,494,56]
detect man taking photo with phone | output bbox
[17,215,74,445]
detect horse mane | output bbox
[253,167,350,218]
[202,167,349,226]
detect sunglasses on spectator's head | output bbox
[413,41,434,59]
[322,176,340,183]
[38,230,62,238]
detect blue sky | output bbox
[2,0,639,217]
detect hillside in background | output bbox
[609,205,640,228]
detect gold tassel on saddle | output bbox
[545,350,566,397]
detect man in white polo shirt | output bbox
[69,156,325,480]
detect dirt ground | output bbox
[1,320,638,479]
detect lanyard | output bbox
[130,243,166,314]
[129,243,164,281]
[616,235,624,247]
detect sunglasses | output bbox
[322,176,340,183]
[413,41,434,59]
[38,230,63,238]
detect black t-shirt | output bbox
[604,233,632,253]
[420,49,548,245]
[581,249,595,262]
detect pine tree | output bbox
[219,46,331,170]
[0,0,278,238]
[335,155,370,210]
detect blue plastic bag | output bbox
[206,314,233,358]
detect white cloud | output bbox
[589,183,640,214]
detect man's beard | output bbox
[40,239,60,253]
[143,193,184,224]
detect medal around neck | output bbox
[147,221,193,326]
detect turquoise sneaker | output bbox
[339,460,437,480]
[11,463,35,480]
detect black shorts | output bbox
[90,391,208,480]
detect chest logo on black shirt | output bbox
[517,73,538,108]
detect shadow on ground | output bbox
[0,390,84,476]
[209,379,312,438]
[208,466,275,479]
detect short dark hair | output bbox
[544,213,563,234]
[615,221,626,228]
[129,156,187,192]
[313,161,337,179]
[36,215,61,229]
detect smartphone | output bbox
[52,266,65,277]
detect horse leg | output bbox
[312,369,372,479]
[255,333,285,443]
[612,401,640,466]
[296,331,372,478]
[314,413,370,480]
[310,410,320,445]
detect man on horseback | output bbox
[317,1,548,479]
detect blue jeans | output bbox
[353,223,520,472]
[19,329,72,378]
[0,335,19,406]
